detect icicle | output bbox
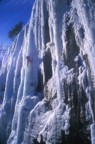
[91,124,95,144]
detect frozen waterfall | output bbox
[0,0,95,144]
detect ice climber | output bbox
[26,56,33,66]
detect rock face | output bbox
[0,0,95,143]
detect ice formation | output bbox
[0,0,95,143]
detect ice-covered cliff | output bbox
[0,0,95,143]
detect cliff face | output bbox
[0,0,95,144]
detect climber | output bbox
[26,56,33,66]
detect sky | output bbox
[0,0,35,47]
